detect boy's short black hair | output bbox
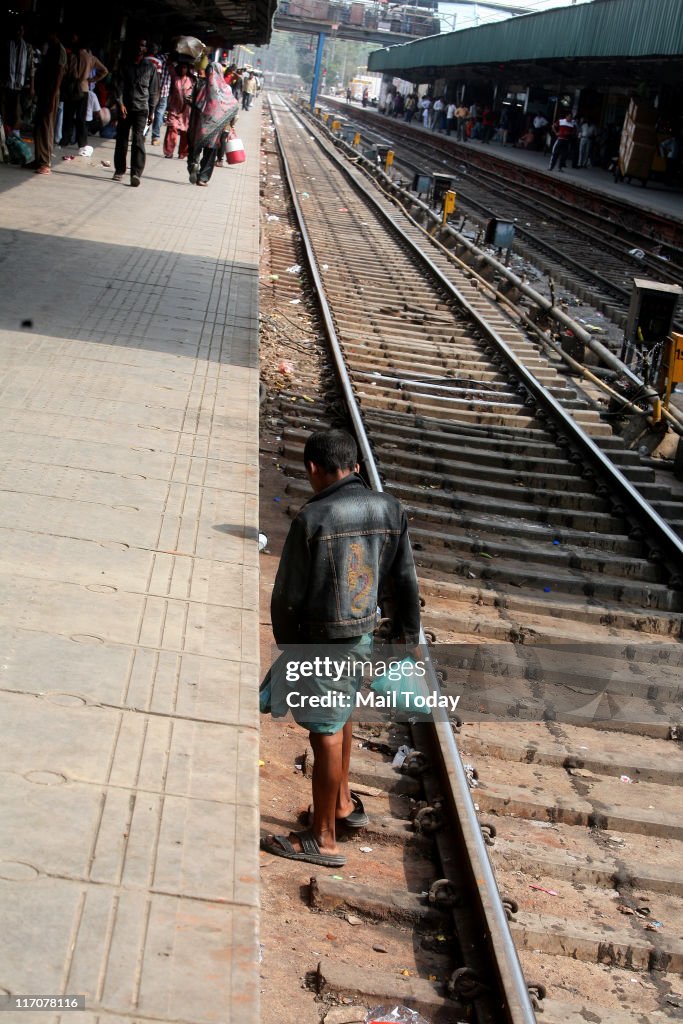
[303,429,357,474]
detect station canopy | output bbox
[367,0,683,86]
[156,0,277,44]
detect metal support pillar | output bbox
[309,32,327,109]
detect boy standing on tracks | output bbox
[260,429,421,868]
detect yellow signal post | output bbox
[353,132,361,147]
[331,120,341,132]
[662,332,683,411]
[384,149,395,172]
[442,190,457,226]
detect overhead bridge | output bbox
[273,1,441,45]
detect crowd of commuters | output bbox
[374,84,681,182]
[1,18,260,187]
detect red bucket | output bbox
[226,137,246,164]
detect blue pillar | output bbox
[309,32,327,109]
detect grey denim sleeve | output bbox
[270,516,311,645]
[389,511,421,645]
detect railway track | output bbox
[258,95,683,1024]
[320,97,683,340]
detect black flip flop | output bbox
[300,791,370,830]
[260,829,346,867]
[341,791,370,829]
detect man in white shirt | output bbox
[431,96,444,131]
[578,118,596,168]
[446,101,457,136]
[532,113,548,150]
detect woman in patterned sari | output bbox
[187,61,239,186]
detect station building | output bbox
[367,0,683,172]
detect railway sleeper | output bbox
[384,478,626,532]
[361,405,610,452]
[446,644,683,692]
[383,462,611,512]
[475,782,683,841]
[436,671,680,727]
[356,391,539,428]
[421,600,683,647]
[493,835,683,896]
[381,451,593,494]
[408,505,643,554]
[351,369,524,404]
[309,875,448,930]
[460,731,683,785]
[345,347,517,383]
[376,438,590,478]
[539,997,678,1024]
[370,427,579,461]
[354,373,591,417]
[443,680,683,736]
[360,405,554,442]
[409,525,662,582]
[339,326,546,363]
[342,332,543,367]
[389,441,660,489]
[315,959,464,1023]
[411,546,675,607]
[511,910,683,974]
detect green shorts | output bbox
[262,634,373,735]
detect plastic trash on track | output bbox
[365,1008,430,1024]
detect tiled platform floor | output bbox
[0,102,262,1024]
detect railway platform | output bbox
[435,129,683,225]
[334,98,683,227]
[0,105,262,1023]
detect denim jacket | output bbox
[271,474,420,645]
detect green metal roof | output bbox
[368,0,683,75]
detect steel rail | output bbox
[309,105,683,434]
[350,122,643,302]
[268,107,381,493]
[323,98,683,258]
[270,96,539,1024]
[294,101,683,574]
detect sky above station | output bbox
[436,0,592,33]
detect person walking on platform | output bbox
[532,113,549,151]
[2,21,33,137]
[260,429,421,868]
[578,118,596,168]
[445,100,457,136]
[242,71,256,110]
[30,26,67,174]
[148,45,171,147]
[404,92,417,123]
[187,60,238,186]
[112,38,159,187]
[163,62,192,159]
[455,102,468,141]
[59,35,108,150]
[549,112,577,172]
[482,106,496,143]
[431,95,444,131]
